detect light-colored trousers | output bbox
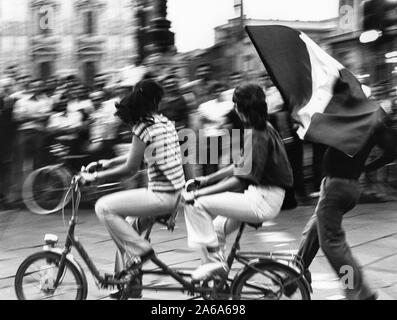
[95,188,181,266]
[184,185,285,249]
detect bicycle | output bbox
[22,133,145,215]
[15,175,311,300]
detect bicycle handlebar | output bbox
[71,173,83,188]
[185,179,199,192]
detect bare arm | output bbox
[104,154,129,168]
[97,136,145,182]
[195,176,244,198]
[199,165,235,186]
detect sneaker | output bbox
[191,262,229,282]
[192,248,229,281]
[110,272,143,300]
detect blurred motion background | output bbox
[0,0,397,211]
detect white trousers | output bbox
[184,185,285,249]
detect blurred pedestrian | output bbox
[46,94,85,160]
[85,91,120,161]
[10,79,53,204]
[198,82,234,176]
[160,73,196,180]
[160,74,192,131]
[294,100,397,300]
[193,63,218,105]
[222,72,244,102]
[0,79,17,209]
[67,85,94,116]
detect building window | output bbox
[84,61,97,85]
[84,11,96,35]
[39,61,53,80]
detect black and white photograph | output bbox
[0,0,397,305]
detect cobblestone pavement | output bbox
[1,201,396,300]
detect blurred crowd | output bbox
[1,63,397,210]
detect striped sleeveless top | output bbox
[132,114,185,192]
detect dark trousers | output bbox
[297,177,374,300]
[312,143,327,191]
[0,139,14,203]
[282,139,305,210]
[286,139,306,197]
[10,129,46,202]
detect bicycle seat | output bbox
[155,194,182,232]
[248,223,263,230]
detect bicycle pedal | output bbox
[104,273,114,279]
[97,274,116,290]
[191,279,202,286]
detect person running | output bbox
[182,83,294,281]
[81,79,186,294]
[294,107,397,300]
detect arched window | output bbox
[84,11,96,35]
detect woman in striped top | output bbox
[81,80,185,281]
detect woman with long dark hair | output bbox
[81,80,185,285]
[182,83,294,280]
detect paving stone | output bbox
[1,201,396,300]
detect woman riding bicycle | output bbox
[182,83,294,281]
[81,79,185,281]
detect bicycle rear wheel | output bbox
[15,252,87,300]
[22,166,72,215]
[232,261,311,300]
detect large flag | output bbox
[246,25,386,157]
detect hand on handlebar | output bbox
[79,167,98,185]
[86,160,110,173]
[185,177,209,193]
[194,176,209,188]
[182,190,197,205]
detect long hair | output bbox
[233,83,268,130]
[115,79,164,126]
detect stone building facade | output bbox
[0,0,139,83]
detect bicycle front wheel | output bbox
[15,252,88,300]
[22,166,72,215]
[232,261,311,300]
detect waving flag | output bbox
[246,25,386,157]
